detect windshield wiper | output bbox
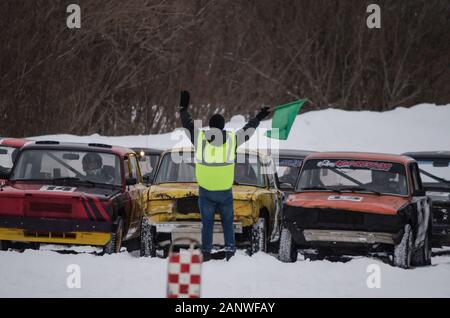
[341,187,381,196]
[52,177,96,187]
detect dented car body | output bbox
[279,152,432,268]
[0,141,147,253]
[141,148,283,256]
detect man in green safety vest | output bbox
[179,91,270,261]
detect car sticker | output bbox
[317,160,335,168]
[328,195,363,202]
[39,185,77,192]
[317,160,393,171]
[335,160,393,171]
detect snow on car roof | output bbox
[259,149,316,158]
[20,141,134,157]
[305,152,414,164]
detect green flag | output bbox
[265,99,307,140]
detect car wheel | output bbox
[278,225,297,263]
[0,240,7,251]
[393,224,413,269]
[140,217,157,257]
[412,231,432,267]
[250,217,267,255]
[104,217,124,255]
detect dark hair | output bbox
[209,114,225,130]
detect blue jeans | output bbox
[198,187,236,253]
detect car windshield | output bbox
[137,153,160,179]
[154,152,265,187]
[296,159,408,196]
[0,146,17,172]
[276,158,303,188]
[10,149,122,186]
[416,159,450,190]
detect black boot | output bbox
[203,252,212,262]
[226,251,235,261]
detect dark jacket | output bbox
[180,109,262,147]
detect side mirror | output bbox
[126,177,137,186]
[413,189,426,197]
[280,182,294,191]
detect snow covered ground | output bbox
[1,248,450,298]
[1,103,449,298]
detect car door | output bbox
[266,157,284,241]
[123,154,142,239]
[409,162,431,247]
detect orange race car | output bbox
[279,152,432,269]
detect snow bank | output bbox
[31,103,450,154]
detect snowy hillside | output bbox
[31,103,450,154]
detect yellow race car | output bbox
[140,148,283,257]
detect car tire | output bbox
[393,224,413,269]
[104,217,124,255]
[278,225,297,263]
[0,240,7,251]
[250,217,267,255]
[140,218,157,257]
[412,232,432,267]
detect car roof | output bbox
[21,141,134,157]
[0,138,29,148]
[403,151,450,160]
[267,149,316,158]
[162,147,271,161]
[131,147,164,155]
[305,152,414,164]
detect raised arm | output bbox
[179,91,195,145]
[236,107,271,147]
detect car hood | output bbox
[149,183,259,201]
[287,192,410,215]
[0,182,120,200]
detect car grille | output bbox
[29,202,72,214]
[318,210,364,225]
[284,206,402,233]
[176,197,200,214]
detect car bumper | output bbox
[153,221,243,245]
[0,216,113,246]
[302,229,394,245]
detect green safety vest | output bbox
[195,130,236,191]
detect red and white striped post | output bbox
[167,238,203,298]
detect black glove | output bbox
[256,106,271,121]
[179,90,190,110]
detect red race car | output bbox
[0,141,148,253]
[0,138,29,185]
